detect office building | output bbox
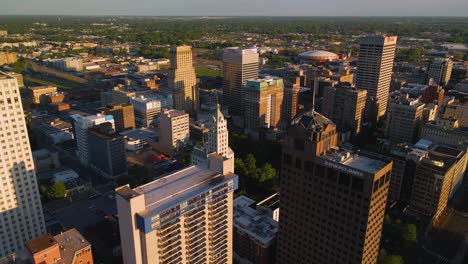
[356,35,397,121]
[99,103,135,132]
[442,101,468,127]
[321,85,367,140]
[427,57,453,86]
[0,52,17,65]
[276,110,393,264]
[129,96,162,128]
[233,196,277,264]
[408,141,467,224]
[120,128,158,152]
[26,229,93,264]
[28,85,58,104]
[386,95,424,145]
[0,72,45,258]
[244,77,284,138]
[192,104,234,167]
[281,77,301,129]
[421,118,468,146]
[158,109,189,155]
[88,123,128,179]
[70,113,115,166]
[116,154,238,264]
[168,46,198,114]
[222,47,259,115]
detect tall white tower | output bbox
[192,104,234,167]
[0,72,45,258]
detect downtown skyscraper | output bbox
[0,72,45,258]
[276,110,393,264]
[222,47,259,116]
[168,46,198,115]
[356,35,397,121]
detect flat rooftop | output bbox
[120,127,158,141]
[234,196,277,246]
[322,148,389,175]
[130,165,236,216]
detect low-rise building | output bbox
[32,149,61,173]
[120,127,158,152]
[29,85,58,104]
[233,196,277,264]
[26,229,93,264]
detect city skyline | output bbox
[1,0,468,17]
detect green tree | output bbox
[258,163,277,183]
[234,158,247,176]
[244,154,257,177]
[47,181,67,199]
[402,224,417,242]
[382,255,404,264]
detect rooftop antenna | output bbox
[312,70,317,112]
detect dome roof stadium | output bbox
[298,50,339,62]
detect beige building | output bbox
[99,103,135,132]
[421,118,468,146]
[222,47,259,115]
[277,110,393,264]
[244,77,284,138]
[0,72,45,258]
[321,85,367,140]
[427,57,453,86]
[409,144,467,224]
[281,77,301,129]
[386,95,425,145]
[29,85,58,104]
[442,101,468,127]
[0,52,17,65]
[356,35,397,121]
[168,46,198,114]
[116,153,238,264]
[158,109,189,155]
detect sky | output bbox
[1,0,468,17]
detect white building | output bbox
[53,169,79,183]
[0,72,46,258]
[120,128,158,152]
[129,96,162,128]
[192,104,234,167]
[70,113,115,166]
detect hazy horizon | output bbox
[2,0,468,17]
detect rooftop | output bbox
[234,196,277,247]
[291,110,334,133]
[119,165,236,216]
[298,50,339,59]
[322,148,389,175]
[25,234,57,254]
[54,229,91,264]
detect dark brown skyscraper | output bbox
[276,110,393,264]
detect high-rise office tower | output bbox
[386,96,424,146]
[356,35,397,121]
[281,77,301,129]
[192,104,234,167]
[99,103,135,132]
[222,47,259,115]
[321,85,367,140]
[70,114,115,166]
[168,46,198,114]
[129,96,162,128]
[116,153,238,264]
[276,110,393,264]
[244,77,284,138]
[0,72,45,258]
[88,123,128,179]
[427,57,453,86]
